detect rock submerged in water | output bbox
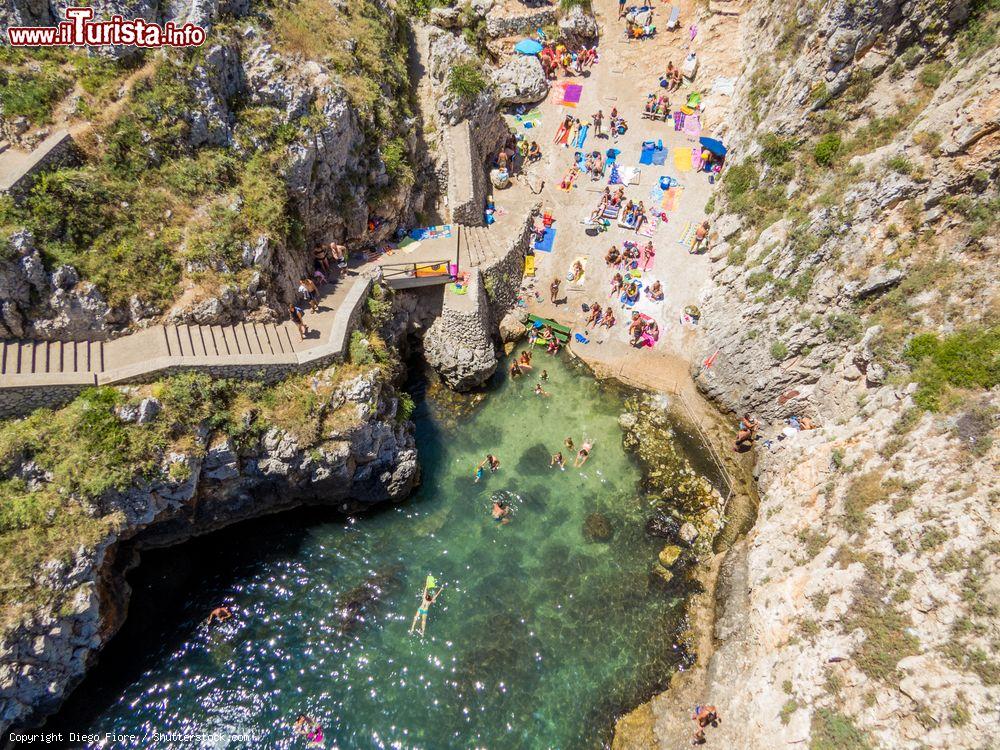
[583,512,613,542]
[645,511,681,541]
[658,545,683,568]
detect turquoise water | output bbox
[60,355,690,749]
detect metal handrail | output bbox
[378,259,453,279]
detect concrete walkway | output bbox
[0,276,370,392]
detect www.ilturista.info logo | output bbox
[7,7,206,48]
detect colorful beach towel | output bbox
[533,227,557,252]
[673,112,685,131]
[684,113,701,140]
[661,186,685,211]
[559,83,583,107]
[608,163,623,185]
[409,225,452,241]
[673,147,693,172]
[692,147,705,171]
[576,124,590,149]
[639,141,667,166]
[677,221,697,246]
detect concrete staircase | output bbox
[0,339,104,377]
[0,277,373,418]
[462,224,506,267]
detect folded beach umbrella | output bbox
[699,137,727,157]
[514,39,544,55]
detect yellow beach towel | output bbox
[567,255,587,284]
[673,147,693,172]
[524,255,535,277]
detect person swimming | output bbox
[206,606,232,626]
[540,369,549,380]
[550,451,565,469]
[574,439,594,467]
[535,382,550,397]
[408,581,443,636]
[475,454,500,482]
[492,499,512,524]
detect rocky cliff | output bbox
[616,0,1000,748]
[0,363,418,734]
[618,1,999,747]
[0,0,431,337]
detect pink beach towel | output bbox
[684,114,701,139]
[692,147,704,171]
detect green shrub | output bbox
[0,65,72,123]
[847,576,920,682]
[841,471,885,536]
[886,155,913,174]
[958,0,1000,59]
[760,133,797,167]
[447,61,487,100]
[770,341,789,361]
[813,134,842,166]
[724,162,759,198]
[918,61,949,89]
[810,709,873,750]
[381,137,415,185]
[397,392,416,422]
[904,327,1000,410]
[825,313,863,342]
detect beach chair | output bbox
[666,6,680,31]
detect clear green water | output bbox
[61,355,690,749]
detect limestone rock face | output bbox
[498,310,528,343]
[0,368,418,734]
[558,5,599,45]
[491,56,550,106]
[0,235,113,340]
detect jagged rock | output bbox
[679,522,699,544]
[847,266,905,299]
[499,310,529,343]
[50,265,79,290]
[429,5,462,28]
[558,5,599,44]
[827,28,860,64]
[645,512,681,540]
[491,56,549,106]
[136,397,161,424]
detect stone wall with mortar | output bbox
[485,9,557,39]
[480,210,535,320]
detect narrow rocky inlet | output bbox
[1,0,998,748]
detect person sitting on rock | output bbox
[734,414,758,451]
[692,704,720,745]
[527,141,542,162]
[606,245,621,266]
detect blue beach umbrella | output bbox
[514,39,544,55]
[699,137,728,157]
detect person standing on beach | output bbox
[592,109,603,137]
[550,277,561,304]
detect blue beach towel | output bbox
[606,148,620,164]
[576,124,590,149]
[533,227,556,252]
[574,333,589,344]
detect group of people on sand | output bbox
[538,41,598,79]
[643,92,671,119]
[627,311,659,348]
[661,61,683,91]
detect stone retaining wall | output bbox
[481,209,534,319]
[485,9,558,38]
[0,279,372,419]
[0,131,79,201]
